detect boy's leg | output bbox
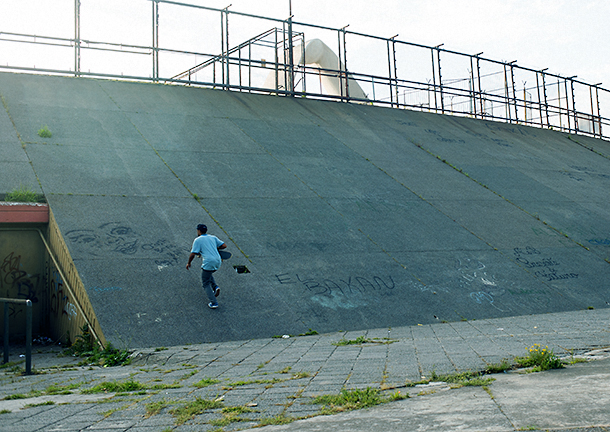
[201,269,218,305]
[210,274,220,296]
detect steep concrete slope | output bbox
[1,72,609,347]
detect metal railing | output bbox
[0,0,607,140]
[1,298,32,375]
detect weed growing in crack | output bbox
[312,387,408,414]
[514,344,564,372]
[333,336,397,346]
[169,397,224,425]
[37,125,52,138]
[192,377,220,388]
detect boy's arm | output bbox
[186,252,197,270]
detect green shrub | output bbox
[37,125,52,138]
[64,324,131,367]
[514,344,564,371]
[5,185,40,203]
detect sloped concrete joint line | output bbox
[95,82,248,259]
[404,136,600,296]
[407,136,595,255]
[0,90,45,194]
[567,134,610,161]
[0,92,22,143]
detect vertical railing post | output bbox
[388,40,395,107]
[341,26,350,101]
[536,72,543,127]
[510,62,518,123]
[476,54,484,116]
[595,85,602,136]
[3,303,8,364]
[570,77,577,132]
[392,37,399,107]
[470,57,476,116]
[152,0,159,81]
[220,9,224,87]
[25,300,32,375]
[288,16,295,95]
[430,48,437,112]
[541,69,550,127]
[589,85,596,135]
[503,64,511,122]
[274,28,279,92]
[564,79,571,132]
[2,299,33,375]
[224,7,230,90]
[436,45,444,114]
[74,0,81,76]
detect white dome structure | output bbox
[263,38,367,100]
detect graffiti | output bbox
[64,303,78,320]
[1,252,40,303]
[514,246,578,282]
[276,273,395,296]
[66,222,184,268]
[276,273,395,310]
[533,269,579,281]
[513,246,541,257]
[425,129,466,143]
[50,269,79,321]
[455,258,498,288]
[515,257,561,269]
[454,258,508,310]
[568,166,610,180]
[588,238,610,246]
[560,171,585,182]
[490,138,511,147]
[50,269,69,317]
[66,223,138,255]
[484,122,538,137]
[470,291,504,311]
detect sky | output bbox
[1,0,608,93]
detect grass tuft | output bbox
[333,336,397,346]
[5,185,41,203]
[312,387,408,414]
[192,377,220,388]
[169,397,224,425]
[258,413,296,426]
[64,324,131,367]
[37,125,52,138]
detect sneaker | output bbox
[208,302,218,309]
[214,287,220,297]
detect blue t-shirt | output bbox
[191,234,224,270]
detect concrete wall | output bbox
[0,209,104,346]
[0,226,46,340]
[1,72,609,348]
[46,209,105,346]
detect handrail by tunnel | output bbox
[0,297,32,375]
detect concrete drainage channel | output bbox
[234,265,250,274]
